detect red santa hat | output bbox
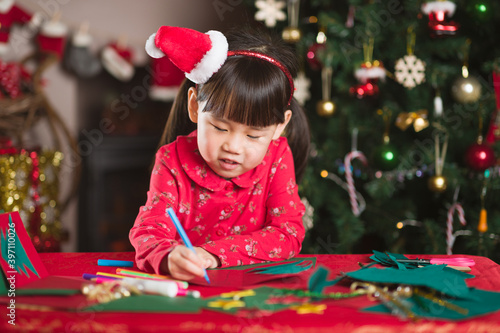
[145,26,228,84]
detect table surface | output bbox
[2,252,500,333]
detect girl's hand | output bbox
[162,246,219,281]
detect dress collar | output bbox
[177,131,275,191]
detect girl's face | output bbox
[187,88,291,179]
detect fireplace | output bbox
[77,67,170,252]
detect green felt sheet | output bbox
[308,266,342,294]
[81,287,304,314]
[370,250,418,269]
[215,257,316,272]
[0,269,7,295]
[345,265,474,299]
[248,260,314,275]
[83,294,210,313]
[363,288,500,320]
[17,289,79,296]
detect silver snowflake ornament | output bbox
[293,71,311,106]
[394,54,426,89]
[255,0,286,28]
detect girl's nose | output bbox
[222,134,243,154]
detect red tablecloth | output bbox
[2,252,500,333]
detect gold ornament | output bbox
[395,110,429,132]
[451,76,482,104]
[428,175,447,193]
[282,0,301,43]
[316,100,336,117]
[317,65,335,117]
[282,26,302,43]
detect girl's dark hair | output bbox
[159,27,310,182]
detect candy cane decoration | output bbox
[446,202,466,255]
[344,150,367,217]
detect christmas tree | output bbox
[248,0,500,262]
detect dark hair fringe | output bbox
[158,27,310,182]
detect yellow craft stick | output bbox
[116,268,170,280]
[96,272,124,279]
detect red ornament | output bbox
[306,43,326,71]
[350,79,380,99]
[350,61,385,99]
[421,1,459,37]
[465,142,496,171]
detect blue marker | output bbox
[97,259,134,267]
[167,207,210,284]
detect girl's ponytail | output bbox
[286,98,310,183]
[158,79,196,149]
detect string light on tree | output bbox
[373,108,400,171]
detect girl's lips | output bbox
[219,158,240,170]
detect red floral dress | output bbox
[129,131,305,274]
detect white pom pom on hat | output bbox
[145,26,228,84]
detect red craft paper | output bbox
[190,258,315,287]
[0,211,49,288]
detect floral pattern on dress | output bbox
[197,189,211,207]
[270,206,286,217]
[245,239,258,257]
[269,247,282,258]
[230,225,247,235]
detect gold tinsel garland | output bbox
[0,149,64,251]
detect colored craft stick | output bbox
[94,277,117,284]
[96,272,124,279]
[167,207,210,284]
[116,268,188,289]
[83,273,118,281]
[98,259,134,267]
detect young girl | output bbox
[129,26,310,282]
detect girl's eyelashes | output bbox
[212,124,227,132]
[211,121,262,139]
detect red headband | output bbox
[227,50,294,106]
